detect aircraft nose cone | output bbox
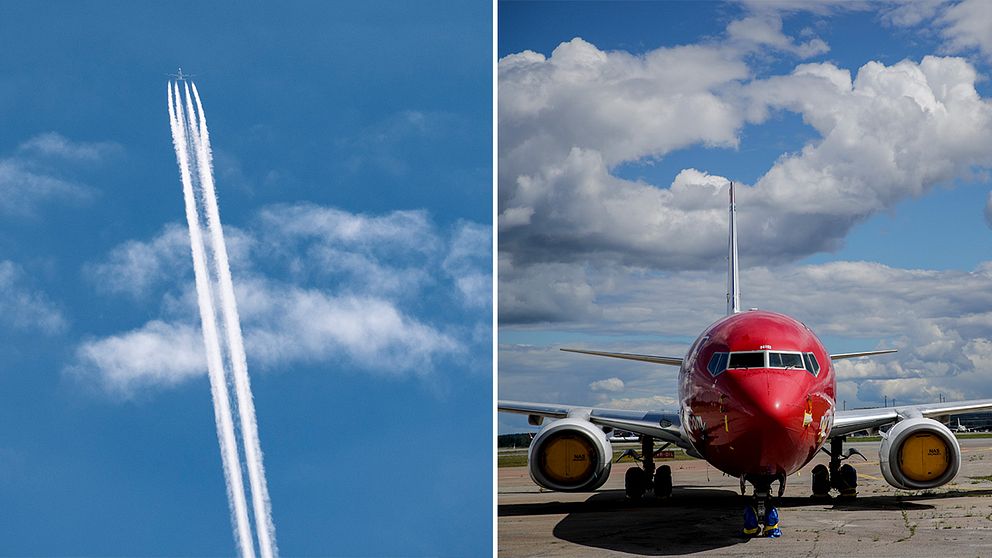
[722,370,814,475]
[728,371,807,426]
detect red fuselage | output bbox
[679,310,835,479]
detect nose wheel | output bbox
[741,476,782,538]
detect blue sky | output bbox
[0,2,490,556]
[498,1,992,433]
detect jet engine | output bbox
[528,417,612,492]
[879,417,960,490]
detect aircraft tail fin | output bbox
[727,181,740,315]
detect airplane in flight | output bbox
[499,182,992,537]
[168,67,194,81]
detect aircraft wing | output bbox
[560,348,683,366]
[829,349,898,360]
[498,400,686,447]
[831,398,992,437]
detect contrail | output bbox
[189,82,278,558]
[168,82,266,558]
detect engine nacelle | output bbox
[528,418,613,492]
[879,417,960,490]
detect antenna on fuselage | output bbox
[727,181,740,315]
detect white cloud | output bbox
[0,133,115,217]
[599,395,679,410]
[237,277,461,375]
[17,132,121,162]
[879,0,944,27]
[499,37,992,276]
[589,377,624,392]
[879,0,992,62]
[499,38,748,176]
[443,221,492,309]
[0,261,66,334]
[500,259,992,409]
[258,203,438,296]
[0,161,89,216]
[727,14,829,58]
[937,0,992,61]
[72,320,205,394]
[84,224,191,298]
[74,204,490,395]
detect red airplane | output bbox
[499,183,992,536]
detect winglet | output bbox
[727,181,740,315]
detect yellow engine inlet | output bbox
[899,433,949,482]
[540,433,595,484]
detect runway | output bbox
[498,438,992,557]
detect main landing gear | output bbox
[811,436,866,499]
[618,436,673,500]
[740,474,784,538]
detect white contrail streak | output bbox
[168,82,256,558]
[189,82,278,558]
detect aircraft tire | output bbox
[811,464,830,498]
[625,466,647,499]
[653,464,672,498]
[838,463,857,498]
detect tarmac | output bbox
[498,438,992,557]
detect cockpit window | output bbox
[707,352,729,376]
[728,351,765,369]
[768,352,804,369]
[710,350,821,375]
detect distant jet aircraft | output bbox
[952,418,972,433]
[168,67,194,81]
[500,182,992,538]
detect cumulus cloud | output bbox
[937,0,992,61]
[236,277,460,374]
[0,133,114,216]
[499,38,748,177]
[443,221,492,309]
[17,132,121,162]
[879,0,944,27]
[589,377,624,392]
[73,321,205,395]
[258,203,438,297]
[74,204,490,395]
[727,14,829,58]
[882,0,992,62]
[500,259,992,410]
[499,36,992,278]
[0,261,66,334]
[84,224,191,299]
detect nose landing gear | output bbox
[741,475,784,538]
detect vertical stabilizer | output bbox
[727,181,740,315]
